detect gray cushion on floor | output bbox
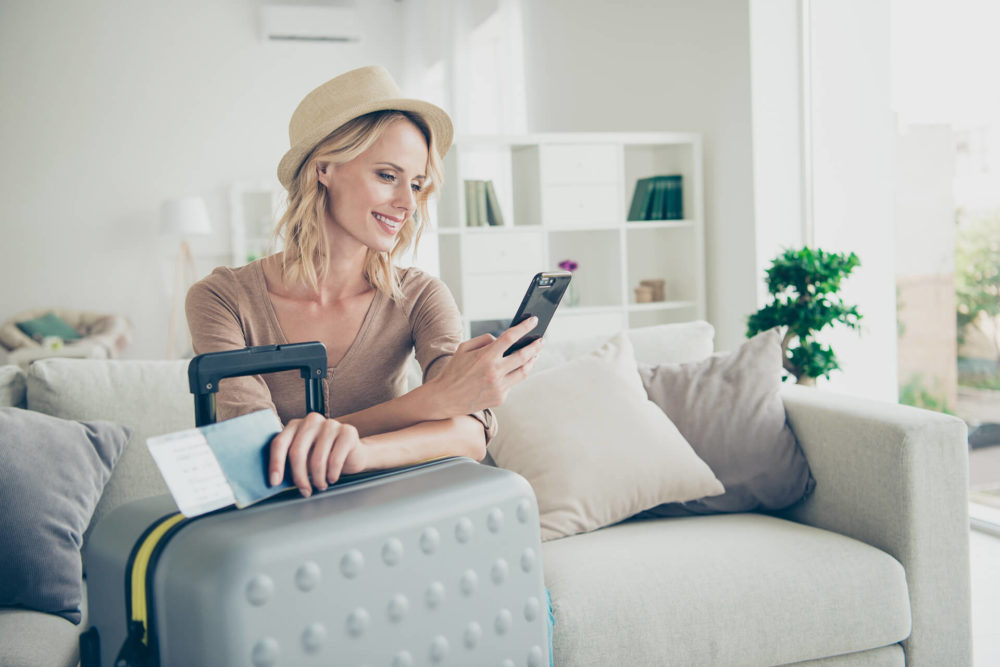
[0,608,79,667]
[542,513,911,667]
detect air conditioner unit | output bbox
[259,4,362,43]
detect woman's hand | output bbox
[424,316,544,417]
[268,412,369,497]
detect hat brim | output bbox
[277,97,453,190]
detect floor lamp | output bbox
[160,196,212,359]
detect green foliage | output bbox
[898,374,953,414]
[958,356,1000,390]
[955,211,1000,355]
[747,247,862,384]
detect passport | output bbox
[147,409,291,517]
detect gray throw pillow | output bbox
[638,328,815,515]
[0,407,130,623]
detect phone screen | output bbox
[503,271,572,357]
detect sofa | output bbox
[0,309,133,370]
[0,321,973,666]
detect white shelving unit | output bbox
[434,133,706,341]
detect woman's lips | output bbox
[373,211,402,234]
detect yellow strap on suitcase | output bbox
[113,511,190,667]
[128,512,187,643]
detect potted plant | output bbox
[747,247,862,385]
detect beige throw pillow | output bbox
[490,333,724,541]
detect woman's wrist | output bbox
[356,436,380,470]
[406,379,451,421]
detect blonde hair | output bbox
[273,110,444,300]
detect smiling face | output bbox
[316,117,430,255]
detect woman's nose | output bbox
[394,184,416,215]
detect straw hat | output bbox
[277,65,453,189]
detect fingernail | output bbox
[300,487,311,498]
[270,471,280,486]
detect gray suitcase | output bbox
[80,343,549,667]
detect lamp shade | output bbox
[160,196,212,236]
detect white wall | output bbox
[747,0,896,400]
[894,125,956,277]
[749,0,806,303]
[518,0,758,352]
[807,0,896,400]
[1,0,898,394]
[0,0,405,359]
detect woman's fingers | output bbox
[325,423,360,484]
[269,415,367,496]
[268,412,327,497]
[268,420,299,488]
[287,413,328,496]
[308,418,342,491]
[493,316,538,354]
[457,333,496,352]
[425,316,543,415]
[500,336,544,375]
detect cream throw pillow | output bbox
[490,333,724,541]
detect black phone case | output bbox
[504,271,572,356]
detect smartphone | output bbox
[503,271,572,357]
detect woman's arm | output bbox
[363,415,487,466]
[335,316,543,437]
[269,411,486,497]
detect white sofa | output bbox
[0,309,133,370]
[0,322,973,666]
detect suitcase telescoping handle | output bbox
[188,341,328,427]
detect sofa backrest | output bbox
[0,364,26,408]
[22,320,715,546]
[26,358,191,543]
[536,320,715,370]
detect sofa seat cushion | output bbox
[542,513,911,667]
[0,608,79,667]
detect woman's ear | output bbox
[316,161,331,187]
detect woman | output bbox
[186,65,542,498]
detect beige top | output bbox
[185,261,495,442]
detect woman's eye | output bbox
[411,183,423,193]
[378,172,396,183]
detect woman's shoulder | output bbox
[398,266,449,297]
[188,260,265,306]
[395,267,457,318]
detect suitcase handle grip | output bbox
[188,342,328,426]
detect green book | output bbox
[464,180,480,227]
[647,178,667,221]
[628,177,655,221]
[475,181,488,227]
[665,174,683,219]
[484,180,505,226]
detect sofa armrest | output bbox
[779,384,971,666]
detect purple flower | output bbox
[558,259,579,272]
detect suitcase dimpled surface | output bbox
[86,458,549,666]
[83,343,549,666]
